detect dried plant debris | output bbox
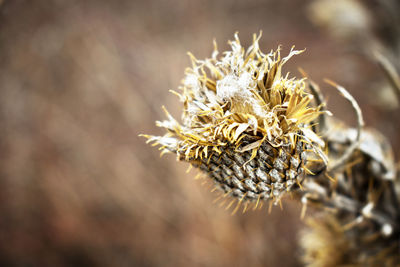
[142,33,400,265]
[301,124,400,266]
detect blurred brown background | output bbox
[0,0,398,266]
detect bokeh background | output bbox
[0,0,399,266]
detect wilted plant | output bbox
[142,33,400,266]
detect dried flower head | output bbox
[142,33,329,209]
[300,215,350,267]
[301,214,400,266]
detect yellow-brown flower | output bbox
[142,33,329,208]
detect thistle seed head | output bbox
[143,33,328,206]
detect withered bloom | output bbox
[142,33,329,209]
[143,32,400,265]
